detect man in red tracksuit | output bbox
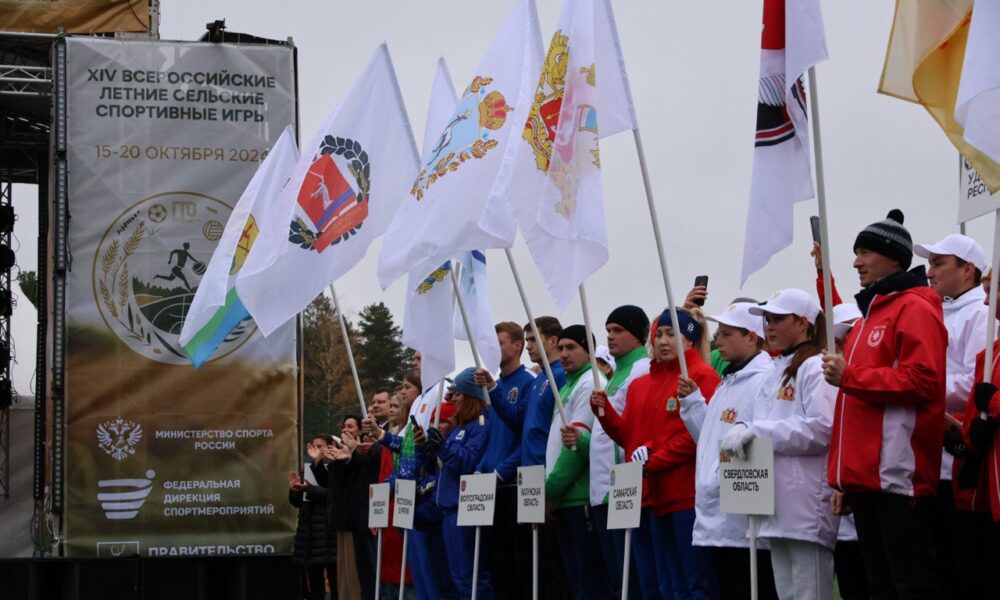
[822,209,947,600]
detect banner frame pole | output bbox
[329,284,367,416]
[505,248,569,427]
[532,523,539,600]
[399,529,409,600]
[449,263,492,404]
[579,283,605,417]
[982,209,1000,417]
[749,515,759,600]
[807,66,837,354]
[471,525,482,600]
[374,527,383,599]
[632,129,688,377]
[622,527,633,600]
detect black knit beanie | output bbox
[853,209,912,270]
[606,305,650,346]
[559,324,594,351]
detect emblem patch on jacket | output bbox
[666,397,678,411]
[777,384,796,401]
[507,388,519,403]
[867,325,886,347]
[457,430,466,441]
[720,408,738,423]
[420,404,427,413]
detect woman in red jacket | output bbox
[593,307,721,600]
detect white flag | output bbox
[740,0,828,285]
[453,250,501,375]
[501,0,638,310]
[402,59,462,390]
[179,125,298,367]
[376,0,543,288]
[236,44,419,335]
[956,0,1000,190]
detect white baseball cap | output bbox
[914,234,987,272]
[832,303,862,341]
[749,289,821,324]
[595,345,616,371]
[706,302,765,337]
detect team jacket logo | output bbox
[460,479,468,492]
[720,408,738,424]
[507,388,519,404]
[666,396,678,411]
[867,325,887,347]
[523,29,599,220]
[456,430,466,441]
[94,193,256,364]
[289,136,371,252]
[777,384,796,401]
[97,417,143,461]
[755,0,807,148]
[411,75,511,200]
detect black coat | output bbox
[289,463,336,566]
[327,443,382,531]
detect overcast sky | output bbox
[10,0,995,394]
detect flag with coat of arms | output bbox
[498,0,638,310]
[452,250,501,376]
[740,0,827,285]
[236,44,419,335]
[179,125,298,367]
[376,0,543,289]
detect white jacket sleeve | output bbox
[570,374,602,431]
[679,387,708,443]
[946,309,988,413]
[749,358,835,456]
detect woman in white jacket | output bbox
[721,289,838,600]
[679,302,778,600]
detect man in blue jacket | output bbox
[476,321,536,599]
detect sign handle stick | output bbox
[433,379,446,430]
[579,283,605,417]
[374,528,383,600]
[632,128,688,377]
[749,515,759,600]
[982,209,1000,418]
[806,67,836,354]
[450,264,492,405]
[329,284,367,416]
[622,528,633,600]
[399,529,409,600]
[471,525,482,600]
[532,524,539,600]
[505,248,569,428]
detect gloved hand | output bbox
[630,446,649,464]
[721,423,755,460]
[969,418,997,451]
[975,383,998,414]
[425,427,444,454]
[943,425,967,458]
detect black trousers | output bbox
[851,492,941,600]
[833,541,869,600]
[954,509,1000,598]
[307,563,337,600]
[353,527,377,600]
[927,480,959,598]
[490,485,534,600]
[707,546,778,600]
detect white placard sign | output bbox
[516,465,546,524]
[457,473,498,527]
[959,156,1000,224]
[720,437,775,516]
[369,483,390,529]
[393,479,416,530]
[607,462,643,530]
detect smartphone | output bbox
[810,216,821,244]
[409,415,419,429]
[693,275,709,306]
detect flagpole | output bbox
[433,378,447,429]
[982,209,1000,418]
[329,284,367,416]
[505,248,570,428]
[632,129,688,377]
[450,264,493,405]
[578,283,605,417]
[807,66,837,354]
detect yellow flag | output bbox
[879,0,1000,193]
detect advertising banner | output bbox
[63,37,298,557]
[0,0,150,34]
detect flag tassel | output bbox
[329,284,367,416]
[504,248,571,430]
[632,128,688,377]
[807,67,837,355]
[449,263,493,405]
